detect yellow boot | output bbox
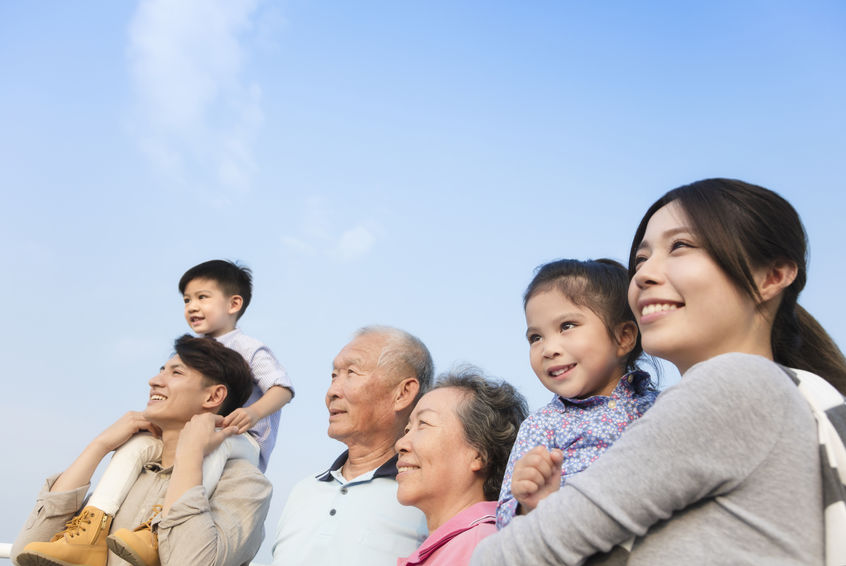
[18,505,112,566]
[106,505,162,566]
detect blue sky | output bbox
[2,1,845,562]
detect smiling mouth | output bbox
[149,394,167,402]
[547,363,576,378]
[189,316,204,324]
[641,303,680,316]
[397,465,419,473]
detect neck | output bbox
[206,325,236,339]
[423,481,486,532]
[159,428,181,468]
[342,439,398,481]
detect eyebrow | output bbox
[636,226,694,252]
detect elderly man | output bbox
[271,326,432,566]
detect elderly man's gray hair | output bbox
[355,325,434,400]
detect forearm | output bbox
[157,461,271,566]
[51,439,111,492]
[11,475,90,560]
[248,385,292,420]
[163,444,204,515]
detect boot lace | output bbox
[57,509,93,541]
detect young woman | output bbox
[471,178,846,565]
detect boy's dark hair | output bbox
[524,258,643,372]
[179,260,253,319]
[173,334,253,416]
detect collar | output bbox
[555,369,652,407]
[316,451,400,482]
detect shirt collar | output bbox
[554,369,652,407]
[316,451,400,482]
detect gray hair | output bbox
[355,325,434,402]
[434,366,528,500]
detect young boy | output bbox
[29,260,293,566]
[179,259,294,474]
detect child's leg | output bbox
[201,433,260,496]
[88,433,163,516]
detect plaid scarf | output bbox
[782,366,846,566]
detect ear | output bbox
[613,321,639,359]
[393,378,420,413]
[757,260,798,304]
[469,451,485,473]
[227,295,244,316]
[203,383,229,411]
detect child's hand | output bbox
[94,411,162,453]
[512,446,565,515]
[176,413,237,459]
[221,406,258,434]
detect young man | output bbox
[12,335,273,566]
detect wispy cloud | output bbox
[281,197,381,262]
[127,0,265,195]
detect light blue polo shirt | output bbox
[272,452,427,566]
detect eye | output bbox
[633,254,648,271]
[560,322,576,331]
[199,294,209,300]
[670,238,696,252]
[527,333,541,344]
[183,297,190,304]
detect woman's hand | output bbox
[512,446,564,515]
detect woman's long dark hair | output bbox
[628,178,846,393]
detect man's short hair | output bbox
[355,326,433,402]
[178,260,253,319]
[173,334,253,416]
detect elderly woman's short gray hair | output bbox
[433,366,528,500]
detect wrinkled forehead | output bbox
[332,334,386,369]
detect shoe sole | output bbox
[106,536,154,566]
[16,552,82,566]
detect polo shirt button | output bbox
[340,488,348,495]
[607,400,617,409]
[627,375,633,383]
[329,509,336,516]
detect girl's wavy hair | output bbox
[628,178,846,393]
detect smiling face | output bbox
[629,201,763,373]
[183,278,241,338]
[395,387,483,527]
[143,355,221,429]
[525,288,629,399]
[325,333,403,447]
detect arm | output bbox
[221,385,293,433]
[157,458,272,566]
[473,355,793,565]
[52,411,160,493]
[163,413,236,514]
[496,410,559,528]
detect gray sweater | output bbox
[471,353,823,565]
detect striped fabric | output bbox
[782,366,846,566]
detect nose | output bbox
[326,373,343,404]
[631,254,661,289]
[185,298,198,312]
[542,336,561,359]
[395,428,411,454]
[149,368,165,387]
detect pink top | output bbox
[397,501,497,566]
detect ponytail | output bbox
[773,303,846,394]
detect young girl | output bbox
[473,179,846,565]
[496,258,658,527]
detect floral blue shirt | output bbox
[496,370,658,528]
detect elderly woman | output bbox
[395,369,527,566]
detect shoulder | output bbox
[220,459,272,491]
[685,353,791,393]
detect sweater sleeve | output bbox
[471,353,796,566]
